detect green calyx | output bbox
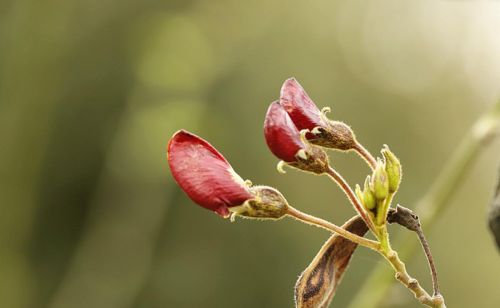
[356,176,377,214]
[381,145,402,193]
[363,177,376,210]
[371,158,389,201]
[230,186,289,220]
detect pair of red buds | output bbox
[168,78,358,219]
[266,78,358,164]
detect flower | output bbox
[264,101,307,163]
[264,101,328,174]
[167,130,254,218]
[280,78,357,151]
[371,158,389,202]
[280,78,326,131]
[167,130,288,219]
[381,145,402,193]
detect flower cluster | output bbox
[355,145,402,227]
[165,78,437,308]
[264,78,363,174]
[278,78,358,151]
[167,78,376,222]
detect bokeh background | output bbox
[1,0,499,307]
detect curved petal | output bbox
[167,130,253,217]
[280,78,325,130]
[264,101,305,162]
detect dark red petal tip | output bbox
[264,102,306,163]
[280,78,324,130]
[167,130,253,217]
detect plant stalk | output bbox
[353,141,377,170]
[287,206,445,307]
[325,166,378,234]
[286,206,380,251]
[347,101,500,308]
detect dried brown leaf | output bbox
[294,215,368,308]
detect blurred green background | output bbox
[1,0,499,307]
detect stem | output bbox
[353,142,377,170]
[387,205,441,297]
[288,205,445,307]
[381,246,445,308]
[325,166,378,234]
[416,227,440,296]
[286,206,380,251]
[348,101,500,308]
[378,227,445,307]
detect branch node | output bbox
[387,204,441,298]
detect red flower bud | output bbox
[264,101,306,163]
[280,78,357,151]
[264,102,329,174]
[167,130,253,218]
[280,78,326,131]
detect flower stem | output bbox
[286,206,380,251]
[354,138,444,302]
[416,226,440,296]
[376,226,446,307]
[381,245,446,308]
[287,205,445,307]
[325,166,378,234]
[387,205,441,297]
[348,101,500,308]
[353,141,377,170]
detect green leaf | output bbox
[294,215,369,308]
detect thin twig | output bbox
[353,137,444,303]
[388,205,440,296]
[286,206,380,251]
[325,166,378,234]
[381,249,437,307]
[288,201,447,307]
[417,227,439,296]
[288,206,444,307]
[348,101,500,308]
[353,141,377,170]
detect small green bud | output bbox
[381,145,402,193]
[355,178,376,211]
[363,176,376,210]
[355,184,364,203]
[372,158,389,201]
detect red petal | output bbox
[264,102,305,162]
[167,130,253,217]
[280,78,325,130]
